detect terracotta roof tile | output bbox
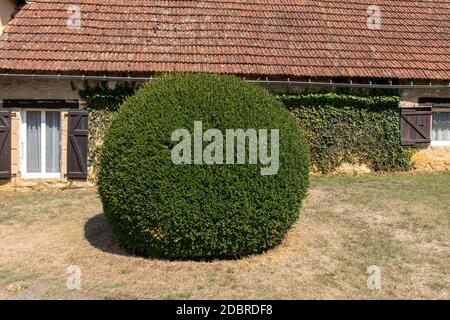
[0,0,448,79]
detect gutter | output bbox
[0,72,449,90]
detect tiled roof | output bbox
[0,0,449,80]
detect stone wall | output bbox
[399,86,450,109]
[411,147,450,172]
[322,148,450,174]
[2,78,448,104]
[10,109,19,177]
[0,78,83,101]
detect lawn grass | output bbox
[0,172,448,299]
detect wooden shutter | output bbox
[0,110,11,179]
[400,108,431,147]
[67,110,89,179]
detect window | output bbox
[20,110,61,178]
[431,110,450,146]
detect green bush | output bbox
[280,93,415,173]
[98,73,310,259]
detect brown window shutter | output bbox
[67,110,89,179]
[400,108,431,147]
[0,110,11,179]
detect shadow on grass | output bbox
[84,213,130,256]
[84,213,269,261]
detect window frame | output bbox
[19,109,62,179]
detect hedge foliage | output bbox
[80,81,415,177]
[280,93,415,173]
[97,73,310,259]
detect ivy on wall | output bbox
[79,81,138,179]
[87,110,116,180]
[80,82,415,178]
[79,81,138,111]
[280,93,416,173]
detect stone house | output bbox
[0,0,449,181]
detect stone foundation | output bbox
[0,178,94,192]
[333,162,373,175]
[411,147,450,172]
[312,147,450,175]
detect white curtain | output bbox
[432,112,450,141]
[26,111,41,173]
[46,111,61,173]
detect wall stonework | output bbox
[399,87,450,108]
[411,147,450,172]
[10,109,19,177]
[61,110,68,178]
[0,78,83,101]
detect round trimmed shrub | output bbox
[98,73,309,259]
